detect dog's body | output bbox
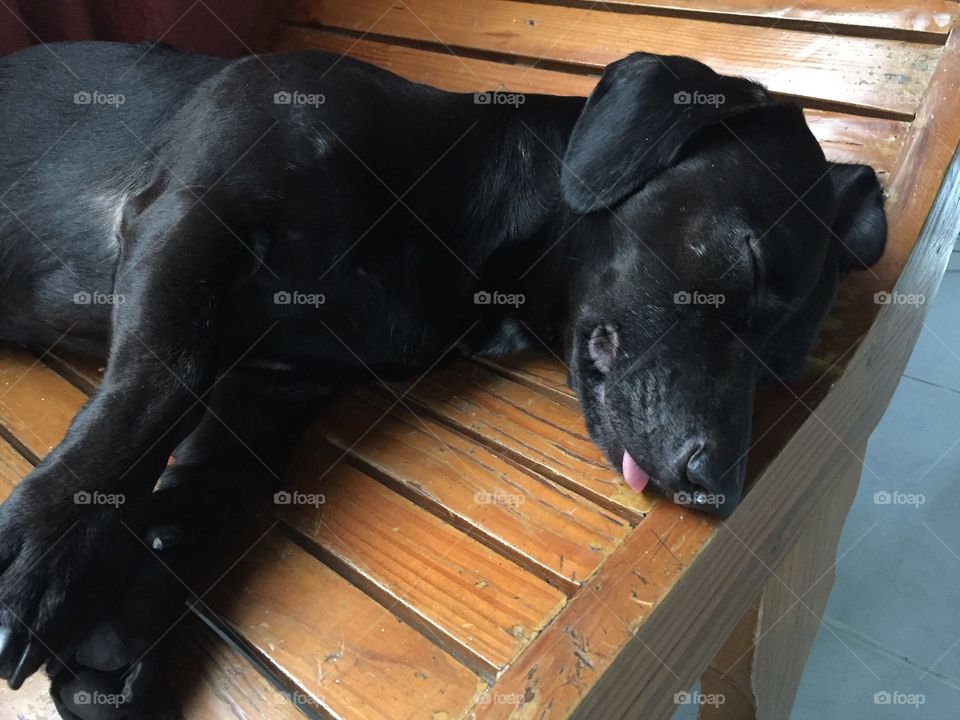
[0,42,886,718]
[1,42,574,368]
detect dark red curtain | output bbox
[0,0,267,58]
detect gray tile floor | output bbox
[673,249,960,719]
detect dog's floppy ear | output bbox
[826,163,887,270]
[561,52,772,213]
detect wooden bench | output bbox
[1,1,959,718]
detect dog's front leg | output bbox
[44,370,333,719]
[0,190,258,689]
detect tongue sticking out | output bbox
[621,450,650,493]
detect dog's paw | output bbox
[0,484,139,689]
[47,523,188,720]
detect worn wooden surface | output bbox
[0,1,957,718]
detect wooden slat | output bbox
[469,504,717,719]
[388,361,656,519]
[208,529,486,720]
[265,28,908,175]
[475,352,577,409]
[43,352,104,395]
[170,617,310,720]
[277,444,568,675]
[281,0,942,117]
[15,347,570,679]
[573,0,959,41]
[0,400,304,720]
[0,346,488,720]
[0,346,88,461]
[319,389,632,588]
[0,436,30,496]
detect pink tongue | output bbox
[622,450,650,493]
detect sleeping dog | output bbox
[0,43,885,716]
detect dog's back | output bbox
[0,42,226,350]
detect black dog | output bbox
[0,42,885,716]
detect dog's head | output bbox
[560,53,886,515]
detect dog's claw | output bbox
[0,626,11,662]
[9,638,46,690]
[122,658,153,703]
[145,524,182,552]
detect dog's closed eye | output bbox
[588,323,619,373]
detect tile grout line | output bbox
[819,616,960,691]
[899,373,960,396]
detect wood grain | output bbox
[276,441,568,676]
[0,346,88,461]
[281,0,941,117]
[207,527,485,720]
[171,616,310,720]
[469,505,717,719]
[0,436,30,496]
[567,0,959,40]
[391,361,655,519]
[264,28,908,176]
[320,389,631,590]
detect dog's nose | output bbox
[675,440,739,514]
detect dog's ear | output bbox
[826,163,887,270]
[561,52,772,213]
